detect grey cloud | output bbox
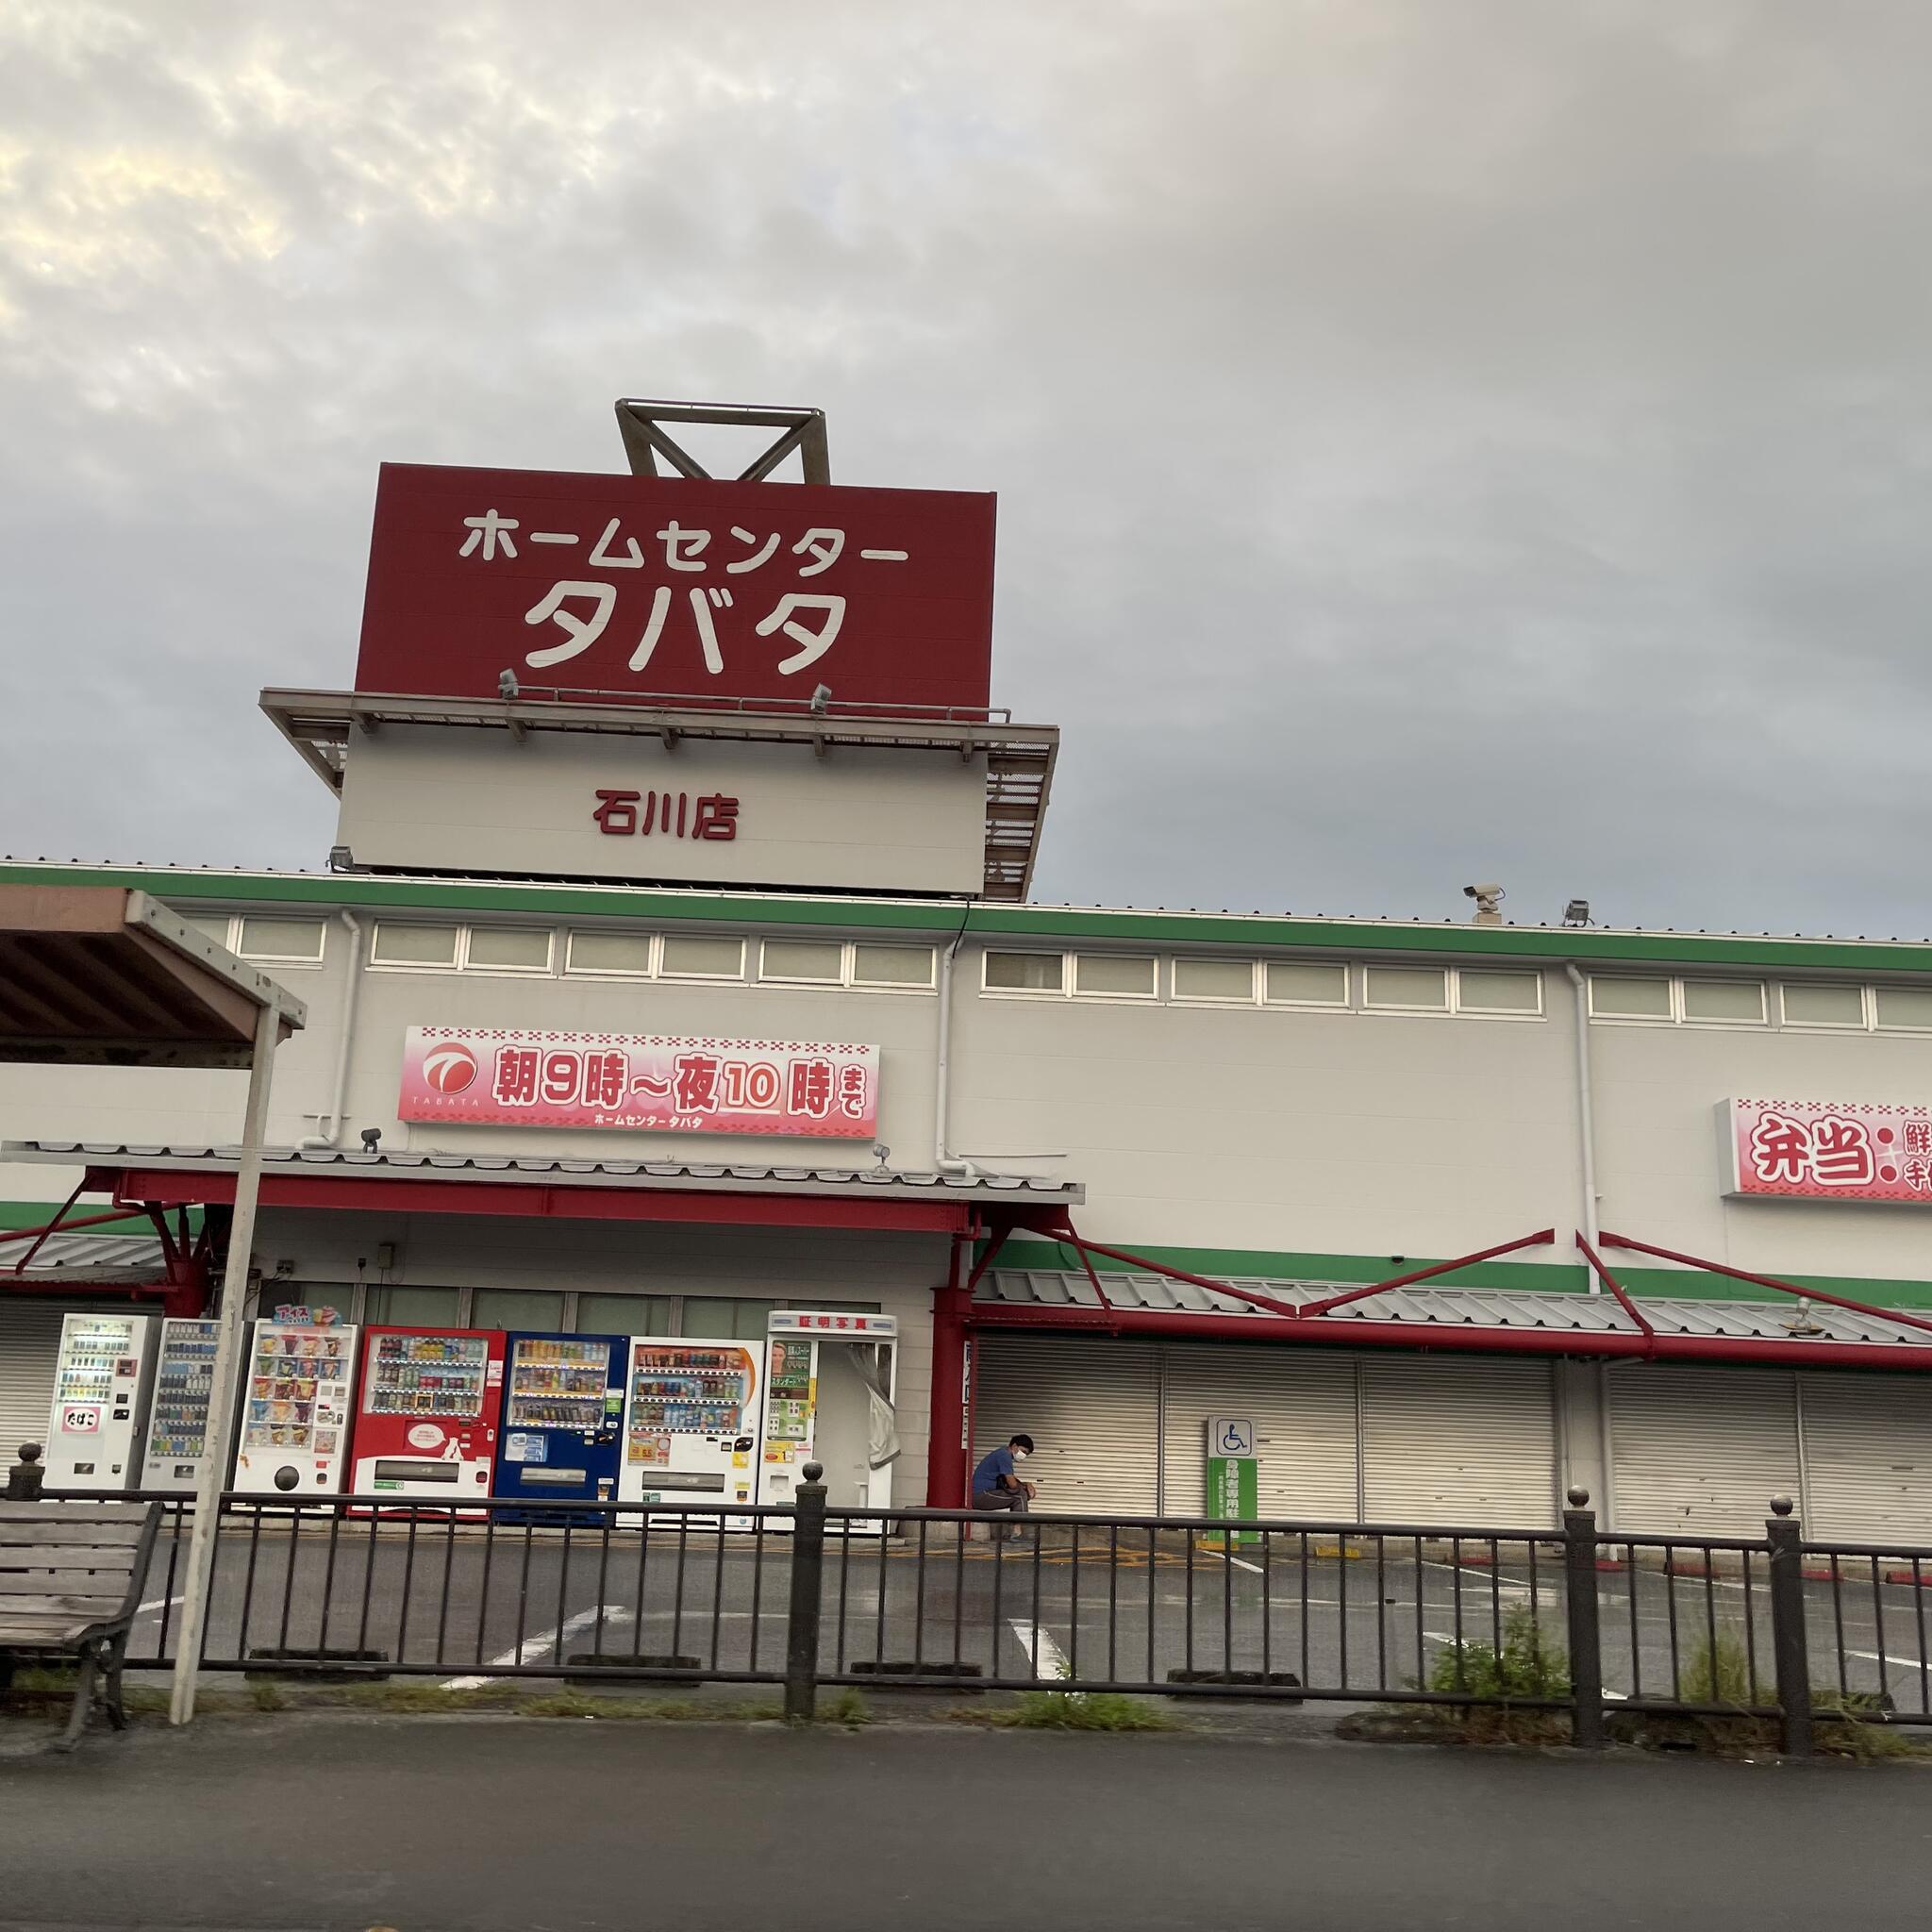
[3,1,1931,937]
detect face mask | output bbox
[1013,1449,1029,1460]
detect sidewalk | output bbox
[2,1713,1925,1931]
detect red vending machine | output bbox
[348,1326,507,1504]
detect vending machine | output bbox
[758,1312,899,1530]
[43,1311,158,1490]
[491,1332,627,1511]
[231,1315,359,1495]
[349,1326,508,1504]
[616,1336,762,1515]
[139,1317,222,1493]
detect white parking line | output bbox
[1009,1618,1070,1680]
[1418,1561,1531,1596]
[441,1604,628,1690]
[1843,1646,1924,1671]
[138,1593,183,1615]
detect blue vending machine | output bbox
[491,1331,627,1518]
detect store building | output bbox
[6,402,1932,1540]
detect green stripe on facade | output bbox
[0,1201,188,1234]
[8,860,1932,974]
[993,1238,1932,1312]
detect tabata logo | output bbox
[423,1043,478,1094]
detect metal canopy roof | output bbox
[0,887,305,1067]
[258,688,1059,903]
[5,1232,167,1285]
[981,1268,1932,1357]
[8,1142,1083,1208]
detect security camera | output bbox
[809,683,832,716]
[1463,883,1505,904]
[359,1127,382,1153]
[498,669,520,699]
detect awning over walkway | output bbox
[977,1266,1932,1372]
[0,886,306,1066]
[5,1231,168,1287]
[6,1142,1084,1239]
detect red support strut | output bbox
[1600,1229,1932,1340]
[925,1231,974,1508]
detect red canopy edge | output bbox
[92,1163,998,1237]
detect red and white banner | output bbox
[356,464,995,713]
[398,1026,879,1140]
[1724,1097,1932,1203]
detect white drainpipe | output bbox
[299,909,367,1150]
[1563,963,1601,1274]
[934,930,973,1175]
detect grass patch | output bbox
[1612,1636,1920,1761]
[820,1689,872,1726]
[1424,1606,1573,1745]
[974,1689,1178,1732]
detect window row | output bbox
[371,924,938,989]
[981,951,1545,1015]
[182,911,331,965]
[358,1284,880,1341]
[1588,974,1932,1032]
[182,911,939,991]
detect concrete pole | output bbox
[169,997,280,1726]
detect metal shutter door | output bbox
[1801,1373,1932,1549]
[0,1300,67,1457]
[1361,1355,1556,1527]
[974,1335,1159,1514]
[1609,1365,1798,1537]
[1160,1342,1358,1520]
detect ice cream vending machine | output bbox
[758,1312,898,1530]
[350,1326,507,1503]
[43,1310,158,1490]
[139,1317,223,1493]
[616,1337,762,1514]
[231,1315,359,1495]
[491,1332,627,1512]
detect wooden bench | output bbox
[0,1499,164,1750]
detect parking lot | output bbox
[115,1512,1932,1714]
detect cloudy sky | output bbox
[3,2,1929,936]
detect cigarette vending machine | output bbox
[491,1332,627,1513]
[43,1311,158,1490]
[231,1316,359,1495]
[758,1312,898,1532]
[615,1337,761,1514]
[139,1317,222,1493]
[349,1326,507,1504]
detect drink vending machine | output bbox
[139,1317,222,1493]
[43,1311,158,1490]
[615,1337,761,1514]
[491,1332,627,1512]
[350,1326,507,1503]
[231,1314,359,1495]
[758,1312,898,1531]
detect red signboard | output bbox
[356,463,995,712]
[1724,1097,1932,1203]
[399,1026,879,1140]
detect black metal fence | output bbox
[39,1481,1932,1751]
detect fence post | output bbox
[6,1442,45,1501]
[784,1463,827,1724]
[1562,1488,1605,1749]
[1765,1495,1812,1757]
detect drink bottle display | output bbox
[46,1312,158,1490]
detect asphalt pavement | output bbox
[4,1714,1930,1930]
